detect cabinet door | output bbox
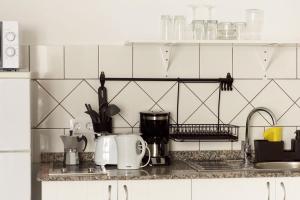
[192,178,275,200]
[118,179,191,200]
[87,181,117,200]
[0,153,30,200]
[42,181,118,200]
[275,177,300,200]
[42,181,86,200]
[0,79,30,151]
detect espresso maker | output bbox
[60,135,87,165]
[140,111,170,165]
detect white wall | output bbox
[0,0,299,45]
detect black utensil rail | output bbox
[102,71,239,142]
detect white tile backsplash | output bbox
[251,81,294,118]
[133,44,199,78]
[99,45,132,77]
[30,45,64,79]
[19,45,30,71]
[265,46,297,79]
[110,82,155,126]
[200,142,232,151]
[31,81,58,128]
[276,80,300,101]
[32,129,64,162]
[233,45,297,79]
[277,104,300,126]
[38,80,81,102]
[60,81,98,118]
[28,44,300,155]
[298,45,300,78]
[65,45,98,79]
[170,141,199,151]
[200,45,232,78]
[178,84,203,123]
[38,106,72,128]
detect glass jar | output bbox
[192,20,206,40]
[205,20,218,40]
[245,9,264,40]
[235,22,246,40]
[217,22,236,40]
[161,15,173,40]
[174,15,186,40]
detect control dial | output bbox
[5,32,16,41]
[5,47,16,57]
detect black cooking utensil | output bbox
[105,104,120,117]
[98,72,108,122]
[85,104,90,112]
[85,104,100,123]
[85,110,100,123]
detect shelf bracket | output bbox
[256,44,280,79]
[160,45,174,77]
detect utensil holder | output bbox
[92,118,112,133]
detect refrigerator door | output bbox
[0,79,30,151]
[0,152,30,200]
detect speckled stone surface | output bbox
[38,151,300,182]
[41,150,243,163]
[41,152,94,163]
[37,160,197,181]
[170,150,243,161]
[37,160,300,182]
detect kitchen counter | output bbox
[37,160,197,181]
[37,159,300,182]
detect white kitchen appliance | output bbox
[0,21,19,70]
[94,135,118,166]
[0,77,31,200]
[115,134,150,170]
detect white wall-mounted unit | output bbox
[0,76,31,200]
[0,21,19,70]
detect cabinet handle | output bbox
[123,185,128,200]
[108,185,112,200]
[280,182,286,200]
[267,181,270,200]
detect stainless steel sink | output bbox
[254,162,300,170]
[185,160,246,171]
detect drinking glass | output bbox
[206,20,218,40]
[193,20,206,40]
[174,16,186,40]
[161,15,173,40]
[245,9,264,40]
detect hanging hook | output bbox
[100,71,105,88]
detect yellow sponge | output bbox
[263,127,283,142]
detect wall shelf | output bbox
[125,40,299,46]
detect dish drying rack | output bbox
[103,72,239,142]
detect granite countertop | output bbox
[37,151,300,181]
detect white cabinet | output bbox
[118,179,191,200]
[42,181,117,200]
[42,177,300,200]
[0,79,30,150]
[275,177,300,200]
[0,152,30,200]
[192,178,275,200]
[87,181,117,200]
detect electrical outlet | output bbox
[70,117,94,135]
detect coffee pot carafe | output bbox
[60,135,87,165]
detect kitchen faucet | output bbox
[242,107,277,166]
